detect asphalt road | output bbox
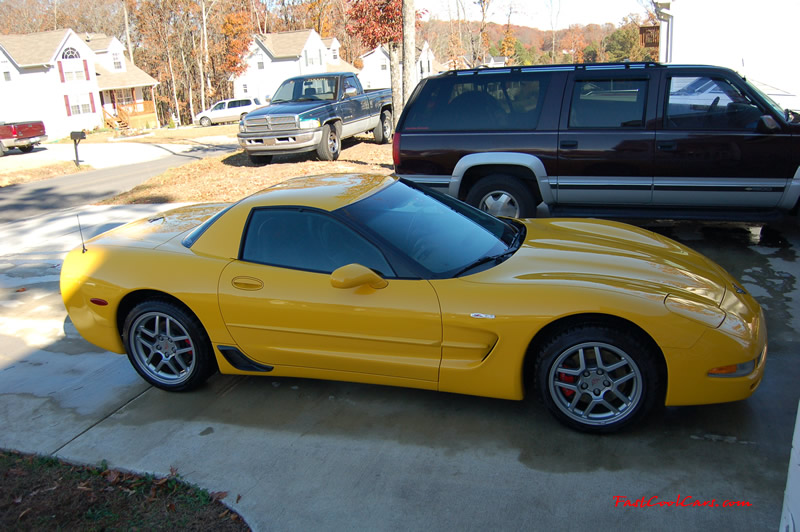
[0,144,235,223]
[0,206,797,531]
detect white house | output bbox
[233,29,357,102]
[357,41,442,91]
[0,29,158,140]
[656,0,800,111]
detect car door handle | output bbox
[232,276,264,291]
[657,141,677,152]
[560,140,578,149]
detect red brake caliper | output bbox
[558,372,576,398]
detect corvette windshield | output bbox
[339,180,519,278]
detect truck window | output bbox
[568,79,648,128]
[343,76,359,95]
[273,77,338,103]
[402,72,549,131]
[665,76,763,130]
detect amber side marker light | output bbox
[708,359,756,378]
[90,298,109,306]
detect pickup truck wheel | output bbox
[317,123,341,161]
[18,145,34,153]
[373,110,392,144]
[199,116,211,127]
[248,153,273,166]
[465,175,537,218]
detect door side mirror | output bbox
[344,87,358,99]
[757,115,781,133]
[330,263,387,289]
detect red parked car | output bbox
[0,120,47,156]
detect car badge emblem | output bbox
[470,313,495,319]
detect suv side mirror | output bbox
[757,115,781,133]
[344,87,357,99]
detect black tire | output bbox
[122,300,217,392]
[248,153,273,166]
[199,116,212,127]
[535,325,662,433]
[18,145,34,154]
[316,122,341,161]
[465,175,538,218]
[373,109,392,144]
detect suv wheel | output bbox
[199,116,211,127]
[465,175,537,218]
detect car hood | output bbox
[469,218,728,304]
[85,203,229,250]
[247,101,329,117]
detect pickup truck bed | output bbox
[0,121,47,156]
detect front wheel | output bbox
[18,145,34,154]
[199,116,212,127]
[316,123,340,161]
[373,109,392,144]
[122,300,217,392]
[535,325,662,433]
[465,175,537,218]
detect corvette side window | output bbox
[241,209,394,277]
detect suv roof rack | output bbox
[441,62,664,76]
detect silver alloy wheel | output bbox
[129,311,196,386]
[382,115,391,139]
[479,191,520,218]
[328,128,339,154]
[548,342,643,426]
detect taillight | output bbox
[10,125,18,137]
[392,132,401,168]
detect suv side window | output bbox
[665,76,763,130]
[241,209,394,277]
[402,72,549,131]
[568,79,648,128]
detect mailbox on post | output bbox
[70,130,86,167]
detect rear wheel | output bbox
[122,300,217,391]
[248,153,273,166]
[317,122,341,161]
[373,109,392,144]
[18,145,34,153]
[465,175,537,218]
[535,325,662,433]
[199,116,212,127]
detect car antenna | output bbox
[77,214,87,253]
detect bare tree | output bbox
[546,0,560,63]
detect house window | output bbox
[332,49,338,60]
[304,50,308,67]
[113,52,122,70]
[258,61,264,70]
[381,63,387,71]
[243,84,248,94]
[64,70,84,82]
[62,47,80,59]
[114,89,133,105]
[69,93,93,115]
[3,72,10,81]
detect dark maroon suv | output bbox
[393,62,800,219]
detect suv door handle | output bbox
[560,140,578,149]
[657,141,677,152]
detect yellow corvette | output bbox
[60,174,766,432]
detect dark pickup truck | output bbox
[238,72,393,164]
[393,62,800,220]
[0,120,47,156]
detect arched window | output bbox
[62,47,81,59]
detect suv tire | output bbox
[465,175,538,218]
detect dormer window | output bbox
[113,52,122,70]
[62,47,80,59]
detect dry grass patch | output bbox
[0,162,91,187]
[101,136,393,205]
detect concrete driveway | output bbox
[1,205,798,531]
